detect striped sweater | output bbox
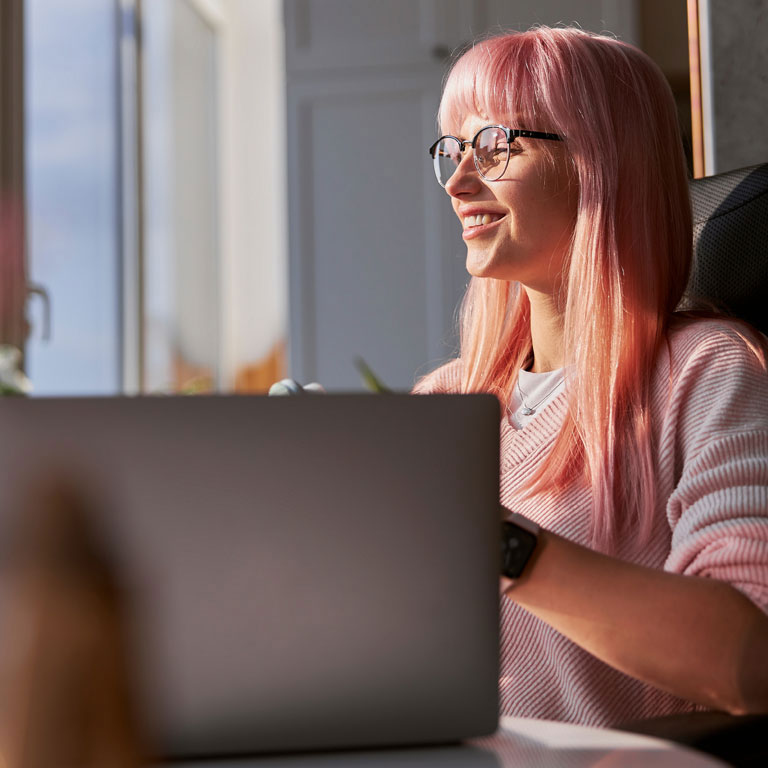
[414,318,768,726]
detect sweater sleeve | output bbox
[410,358,463,394]
[662,322,768,613]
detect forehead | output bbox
[452,114,543,144]
[455,114,490,139]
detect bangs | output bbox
[438,33,560,137]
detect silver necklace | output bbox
[516,375,565,416]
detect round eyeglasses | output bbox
[428,125,564,188]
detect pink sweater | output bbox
[414,318,768,726]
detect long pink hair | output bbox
[438,28,694,550]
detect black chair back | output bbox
[685,163,768,335]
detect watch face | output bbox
[501,521,537,579]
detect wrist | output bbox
[500,512,542,585]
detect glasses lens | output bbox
[474,127,509,180]
[432,137,462,187]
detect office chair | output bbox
[682,162,768,334]
[619,162,768,768]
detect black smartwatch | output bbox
[501,513,541,580]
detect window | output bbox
[20,0,287,396]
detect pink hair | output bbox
[438,28,694,550]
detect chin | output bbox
[466,249,496,278]
[466,251,509,280]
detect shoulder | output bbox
[667,316,767,358]
[411,358,463,394]
[654,316,768,460]
[662,316,767,388]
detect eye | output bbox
[483,148,506,167]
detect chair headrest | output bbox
[685,163,768,334]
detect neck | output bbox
[525,288,565,373]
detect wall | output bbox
[701,0,768,174]
[283,0,642,390]
[639,0,692,173]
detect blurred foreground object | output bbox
[0,345,31,395]
[268,378,325,396]
[0,477,142,768]
[0,197,29,356]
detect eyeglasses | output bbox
[428,125,564,188]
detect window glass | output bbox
[25,0,121,395]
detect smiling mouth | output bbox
[463,213,504,228]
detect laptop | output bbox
[0,394,500,759]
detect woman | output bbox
[417,27,768,726]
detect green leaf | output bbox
[354,357,391,394]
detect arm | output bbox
[503,323,768,714]
[502,530,768,714]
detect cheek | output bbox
[533,157,578,230]
[508,196,565,246]
[537,184,577,239]
[506,193,575,267]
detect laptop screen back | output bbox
[0,394,500,758]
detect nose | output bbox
[444,150,482,198]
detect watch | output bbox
[500,513,541,580]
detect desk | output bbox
[175,717,728,767]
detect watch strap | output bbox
[501,513,540,580]
[506,512,540,537]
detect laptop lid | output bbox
[0,394,500,758]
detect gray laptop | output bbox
[0,394,500,759]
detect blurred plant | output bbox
[0,345,31,395]
[354,357,391,393]
[177,376,214,395]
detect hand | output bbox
[499,575,515,596]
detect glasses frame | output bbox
[428,125,564,187]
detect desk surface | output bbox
[174,716,728,767]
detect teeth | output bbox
[464,213,500,227]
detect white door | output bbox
[285,0,637,391]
